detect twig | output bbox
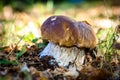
[7,35,25,57]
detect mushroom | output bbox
[39,15,97,77]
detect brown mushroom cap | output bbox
[41,16,97,49]
[41,15,77,46]
[75,21,97,49]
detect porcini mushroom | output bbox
[39,15,97,77]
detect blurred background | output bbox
[0,0,120,47]
[0,1,120,80]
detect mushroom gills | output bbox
[39,42,85,70]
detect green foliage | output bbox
[37,41,47,48]
[23,32,34,43]
[46,0,54,11]
[97,27,117,62]
[32,37,48,48]
[0,77,7,80]
[0,58,17,65]
[32,38,39,43]
[16,46,26,59]
[23,71,31,80]
[0,47,4,50]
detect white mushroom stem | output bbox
[39,42,85,71]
